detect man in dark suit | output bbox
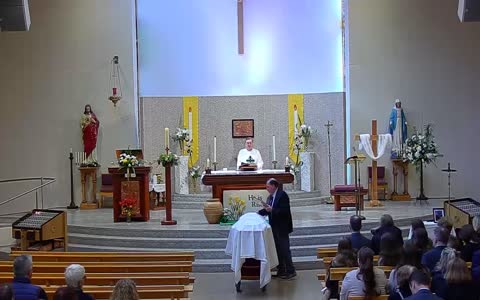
[371,214,404,254]
[349,215,371,251]
[405,269,443,300]
[258,178,296,279]
[421,226,449,273]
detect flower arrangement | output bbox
[158,152,179,167]
[299,124,314,150]
[224,196,246,221]
[190,166,201,180]
[288,133,304,174]
[118,152,140,177]
[172,128,190,155]
[402,124,439,168]
[119,197,137,218]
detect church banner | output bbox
[183,96,199,167]
[288,94,304,164]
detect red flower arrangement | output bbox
[119,197,137,217]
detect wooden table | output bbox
[391,159,411,201]
[79,167,99,209]
[202,170,294,204]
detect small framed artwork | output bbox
[232,119,254,138]
[433,208,445,223]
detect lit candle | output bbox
[70,148,73,154]
[285,156,289,166]
[206,158,211,168]
[272,135,276,161]
[294,105,298,134]
[213,136,217,162]
[188,108,193,138]
[165,128,170,150]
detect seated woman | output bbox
[431,247,457,295]
[323,237,357,300]
[458,224,480,262]
[435,257,479,300]
[388,243,425,293]
[339,247,387,300]
[379,232,403,266]
[388,265,415,300]
[407,227,433,253]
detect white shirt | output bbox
[339,268,387,300]
[237,148,263,170]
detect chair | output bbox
[368,166,388,200]
[98,174,113,208]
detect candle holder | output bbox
[272,160,278,169]
[205,167,212,174]
[285,165,291,173]
[212,162,218,171]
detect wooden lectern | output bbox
[108,167,151,222]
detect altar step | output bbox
[67,214,426,273]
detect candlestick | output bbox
[70,148,73,154]
[206,158,211,168]
[165,128,170,150]
[213,136,217,163]
[285,156,289,166]
[272,135,276,161]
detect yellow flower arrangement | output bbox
[227,196,246,221]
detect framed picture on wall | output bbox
[433,208,445,223]
[232,119,254,138]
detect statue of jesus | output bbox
[389,99,407,158]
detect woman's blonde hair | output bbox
[396,265,416,288]
[434,247,456,274]
[110,279,139,300]
[444,257,472,284]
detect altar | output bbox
[201,170,294,204]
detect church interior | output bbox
[0,0,479,299]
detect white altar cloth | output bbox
[225,213,278,288]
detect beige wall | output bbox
[349,0,480,199]
[0,0,137,213]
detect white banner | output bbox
[223,190,270,213]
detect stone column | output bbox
[175,156,189,195]
[300,152,315,192]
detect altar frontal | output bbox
[224,190,270,213]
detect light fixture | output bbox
[108,55,122,107]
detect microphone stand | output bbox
[345,155,365,219]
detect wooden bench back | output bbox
[10,251,195,262]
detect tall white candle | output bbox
[294,107,298,134]
[70,148,73,154]
[165,128,170,150]
[83,152,86,163]
[285,156,289,166]
[188,109,193,138]
[213,136,217,162]
[206,158,211,168]
[272,135,276,161]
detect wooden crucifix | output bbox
[237,0,244,54]
[369,119,383,207]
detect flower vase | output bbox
[190,178,199,194]
[293,171,301,191]
[203,199,223,224]
[126,215,132,223]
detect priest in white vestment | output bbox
[237,137,264,170]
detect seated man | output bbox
[237,137,264,170]
[405,269,443,300]
[421,226,449,273]
[64,264,94,300]
[349,215,372,251]
[12,254,47,300]
[371,214,403,254]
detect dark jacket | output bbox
[350,232,371,251]
[404,289,443,300]
[12,277,48,300]
[258,190,293,235]
[461,241,480,262]
[75,287,95,300]
[471,248,480,281]
[371,225,404,254]
[434,281,479,300]
[389,285,413,300]
[421,245,447,273]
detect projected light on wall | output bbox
[137,0,343,96]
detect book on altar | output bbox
[239,162,257,171]
[115,148,144,160]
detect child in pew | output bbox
[110,279,139,300]
[322,237,358,300]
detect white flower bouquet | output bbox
[402,124,439,168]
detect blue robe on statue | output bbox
[389,108,407,158]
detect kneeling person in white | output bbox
[237,137,264,170]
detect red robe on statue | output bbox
[82,113,99,157]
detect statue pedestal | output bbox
[300,152,315,192]
[175,156,189,195]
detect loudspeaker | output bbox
[0,0,30,32]
[458,0,480,22]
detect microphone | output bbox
[344,155,358,164]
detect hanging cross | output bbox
[237,0,244,54]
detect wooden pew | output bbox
[348,296,388,300]
[10,251,195,262]
[317,248,337,258]
[0,261,193,273]
[43,284,193,300]
[323,255,381,269]
[0,272,194,286]
[329,266,393,281]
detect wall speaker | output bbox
[458,0,480,22]
[0,0,30,32]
